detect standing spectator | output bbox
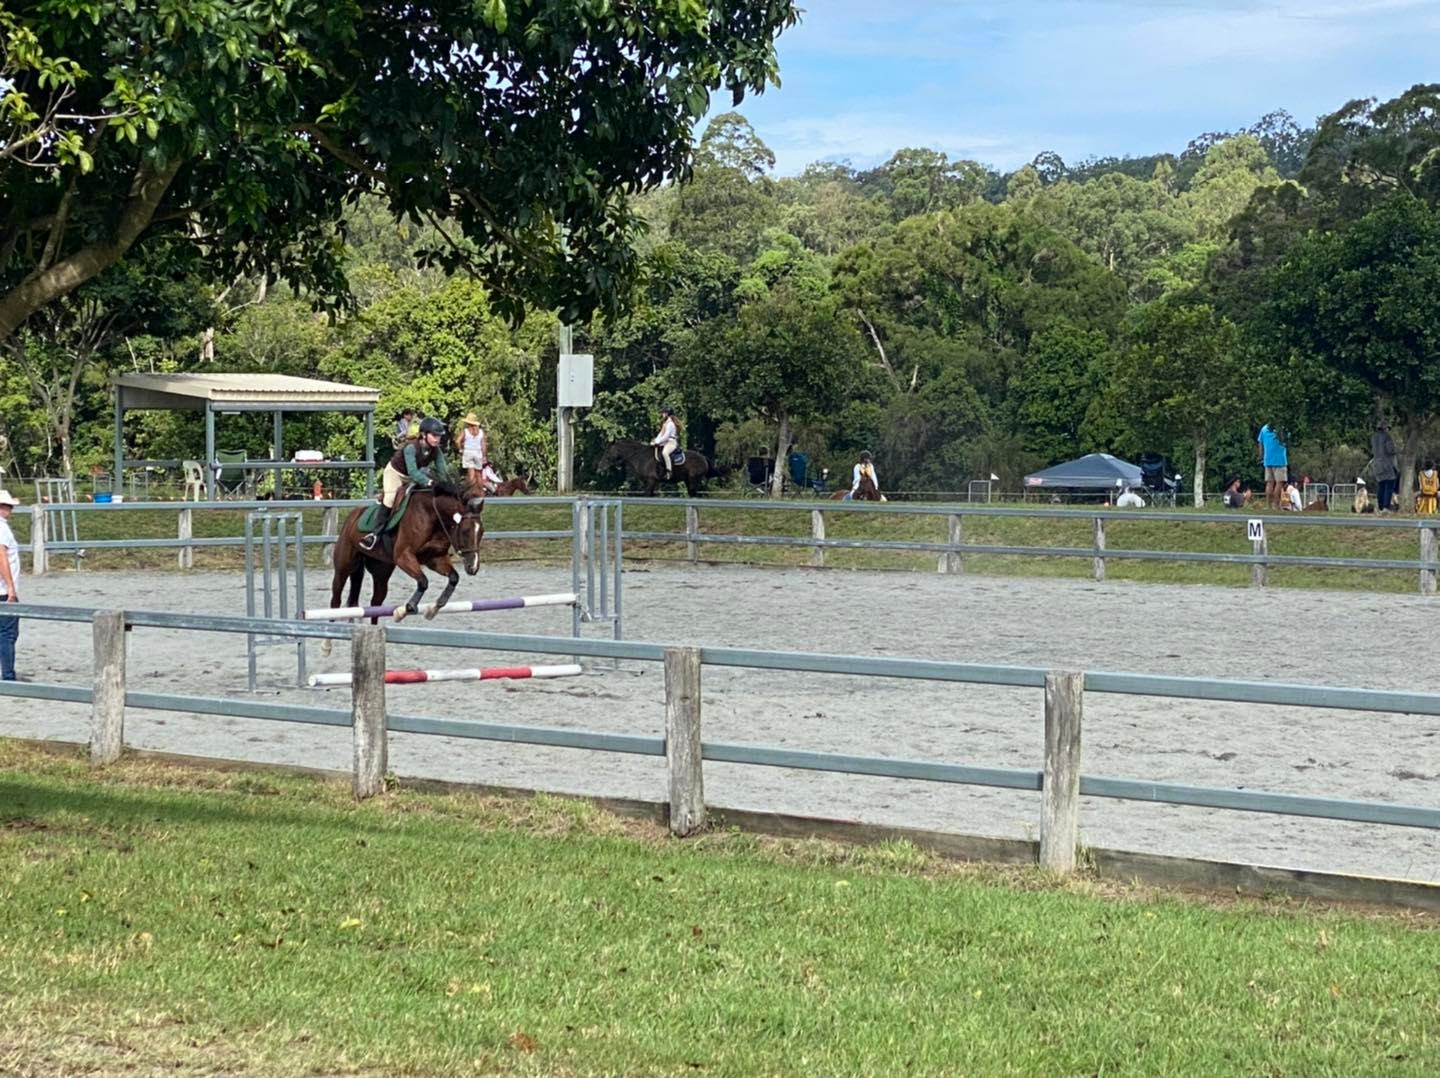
[1371,421,1399,512]
[1418,460,1439,516]
[455,412,488,491]
[1256,422,1288,510]
[0,488,20,681]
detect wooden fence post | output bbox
[1420,526,1437,597]
[941,513,963,574]
[351,624,387,799]
[322,506,339,564]
[1040,671,1084,873]
[810,510,826,568]
[30,503,46,577]
[177,508,194,570]
[1251,531,1268,588]
[685,504,700,564]
[1092,517,1106,582]
[664,645,705,836]
[90,610,126,766]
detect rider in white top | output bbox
[651,406,679,478]
[850,451,878,496]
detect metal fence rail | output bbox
[6,602,1440,872]
[10,494,1440,594]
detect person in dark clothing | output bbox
[362,416,451,550]
[1371,421,1399,512]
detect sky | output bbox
[716,0,1440,175]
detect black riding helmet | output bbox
[418,416,446,437]
[859,450,873,462]
[660,405,675,417]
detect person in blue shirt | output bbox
[1256,423,1288,510]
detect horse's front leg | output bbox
[422,554,460,620]
[389,551,429,622]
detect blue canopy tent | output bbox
[1023,453,1142,491]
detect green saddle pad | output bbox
[359,485,415,532]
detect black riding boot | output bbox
[360,504,391,551]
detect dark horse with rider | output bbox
[598,405,722,496]
[328,417,487,623]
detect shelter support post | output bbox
[272,410,284,499]
[204,402,216,501]
[363,410,375,498]
[112,390,124,501]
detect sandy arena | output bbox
[4,560,1437,882]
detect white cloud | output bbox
[760,111,1061,174]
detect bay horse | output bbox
[599,439,712,496]
[327,476,486,625]
[830,471,882,501]
[490,474,530,496]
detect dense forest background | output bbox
[4,85,1439,505]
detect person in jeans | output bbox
[0,489,20,680]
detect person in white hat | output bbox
[0,488,20,680]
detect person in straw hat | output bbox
[454,412,497,493]
[0,487,21,680]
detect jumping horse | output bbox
[599,439,712,497]
[327,477,486,625]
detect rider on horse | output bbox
[848,451,880,500]
[651,406,680,479]
[362,415,451,550]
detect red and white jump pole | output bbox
[304,591,578,622]
[308,663,582,688]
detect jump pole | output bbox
[309,663,582,688]
[303,592,578,622]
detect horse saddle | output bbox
[653,446,685,467]
[358,485,417,534]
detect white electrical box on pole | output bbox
[555,326,593,493]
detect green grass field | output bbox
[3,742,1438,1075]
[13,497,1432,595]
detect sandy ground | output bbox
[3,561,1437,882]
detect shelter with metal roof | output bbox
[112,374,382,500]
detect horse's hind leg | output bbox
[367,564,395,626]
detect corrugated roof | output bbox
[115,373,380,405]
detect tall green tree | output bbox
[1,0,799,340]
[1266,196,1440,507]
[1108,296,1247,505]
[677,284,863,496]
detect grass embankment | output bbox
[13,499,1431,593]
[2,742,1438,1075]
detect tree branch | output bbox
[0,155,183,343]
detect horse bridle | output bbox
[423,487,484,556]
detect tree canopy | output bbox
[0,0,800,339]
